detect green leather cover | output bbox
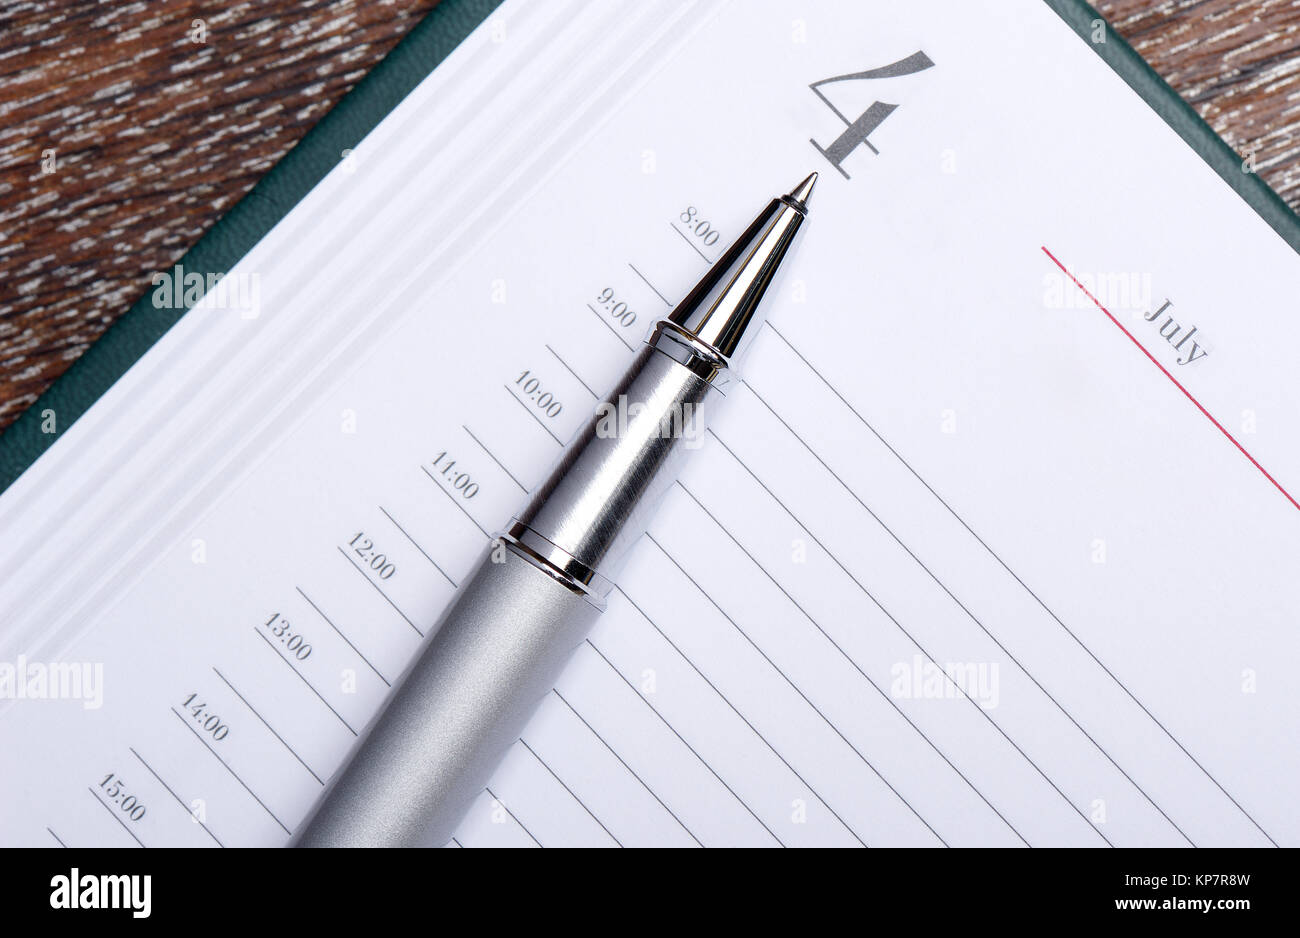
[2,0,1297,492]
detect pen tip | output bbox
[786,171,818,208]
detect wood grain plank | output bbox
[0,0,439,430]
[1095,0,1300,207]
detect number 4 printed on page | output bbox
[809,51,935,178]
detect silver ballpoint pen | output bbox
[295,173,817,847]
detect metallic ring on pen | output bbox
[499,522,612,606]
[647,321,733,393]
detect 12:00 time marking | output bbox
[349,532,397,580]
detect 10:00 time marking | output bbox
[515,370,563,418]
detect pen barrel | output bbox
[295,178,811,846]
[507,339,721,598]
[294,545,599,847]
[296,347,721,847]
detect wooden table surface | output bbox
[1,0,1297,433]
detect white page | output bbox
[2,0,1297,848]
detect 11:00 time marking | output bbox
[431,451,479,498]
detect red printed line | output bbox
[1042,246,1300,514]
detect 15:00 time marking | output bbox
[98,773,147,822]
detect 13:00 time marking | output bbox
[263,612,313,660]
